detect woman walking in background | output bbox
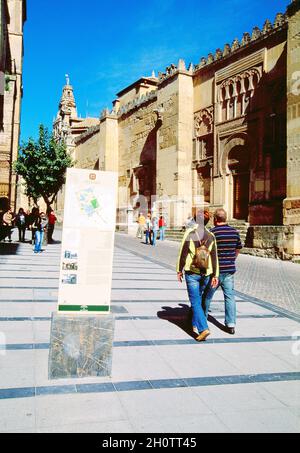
[145,213,152,245]
[32,211,48,253]
[151,216,159,246]
[29,207,39,244]
[159,215,166,241]
[15,208,27,242]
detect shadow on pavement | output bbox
[0,242,20,255]
[157,303,195,339]
[157,304,228,337]
[207,315,228,333]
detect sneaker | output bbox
[226,326,235,335]
[196,329,210,342]
[192,326,199,335]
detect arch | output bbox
[220,132,249,175]
[0,196,9,212]
[220,133,252,221]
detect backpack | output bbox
[192,232,210,270]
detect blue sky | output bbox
[21,0,289,141]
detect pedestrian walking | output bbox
[203,208,243,334]
[151,216,159,246]
[159,215,166,241]
[136,212,146,239]
[2,207,15,242]
[15,208,27,242]
[145,213,152,245]
[47,208,57,243]
[32,211,48,253]
[28,207,39,244]
[177,210,219,341]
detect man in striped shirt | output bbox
[204,208,242,334]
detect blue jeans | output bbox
[34,230,44,252]
[145,230,151,244]
[159,227,166,240]
[185,272,210,333]
[204,273,236,327]
[152,230,158,246]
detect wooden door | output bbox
[233,172,249,220]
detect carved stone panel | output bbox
[194,106,214,137]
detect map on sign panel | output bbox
[75,187,109,226]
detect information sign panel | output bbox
[57,168,117,313]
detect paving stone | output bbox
[0,229,300,433]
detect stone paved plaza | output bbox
[0,229,300,433]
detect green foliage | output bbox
[13,124,74,208]
[5,75,10,92]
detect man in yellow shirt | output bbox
[136,213,146,239]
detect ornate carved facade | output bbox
[53,1,300,259]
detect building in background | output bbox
[54,1,300,260]
[0,0,26,216]
[52,76,99,215]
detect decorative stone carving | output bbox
[215,48,223,60]
[194,106,214,137]
[188,63,194,73]
[231,38,240,52]
[274,13,285,28]
[262,19,272,34]
[166,63,177,75]
[251,26,261,40]
[223,44,231,57]
[199,57,207,67]
[202,140,208,159]
[220,67,262,93]
[207,53,214,64]
[241,32,251,46]
[178,59,186,70]
[218,66,262,122]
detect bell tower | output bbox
[53,74,78,149]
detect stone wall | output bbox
[243,225,300,260]
[0,0,26,212]
[75,128,102,170]
[118,96,158,215]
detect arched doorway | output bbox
[0,197,9,212]
[228,145,250,220]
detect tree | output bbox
[14,124,74,210]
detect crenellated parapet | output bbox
[114,90,157,119]
[193,13,287,74]
[74,124,101,145]
[157,58,194,84]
